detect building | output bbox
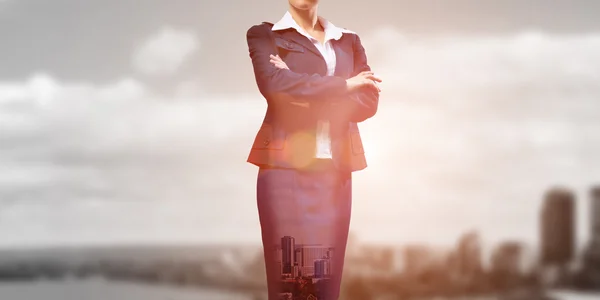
[588,186,600,253]
[581,186,600,285]
[491,241,524,275]
[281,236,295,275]
[540,187,576,266]
[403,244,448,276]
[296,245,333,277]
[274,246,283,278]
[453,231,483,277]
[314,259,331,278]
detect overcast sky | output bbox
[1,0,600,259]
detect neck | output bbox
[288,5,320,32]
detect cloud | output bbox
[0,73,263,171]
[132,26,200,76]
[0,72,265,246]
[1,29,600,247]
[0,74,262,167]
[355,27,600,169]
[351,28,600,247]
[0,73,145,104]
[363,28,600,95]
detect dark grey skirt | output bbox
[256,163,352,300]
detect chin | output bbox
[290,0,319,10]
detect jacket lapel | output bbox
[275,30,323,60]
[273,29,353,78]
[332,38,352,77]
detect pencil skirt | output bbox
[256,164,352,300]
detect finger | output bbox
[363,73,381,80]
[270,55,284,64]
[277,61,290,69]
[272,59,285,66]
[365,75,383,83]
[271,61,287,66]
[364,80,381,92]
[270,59,285,66]
[370,80,381,91]
[272,62,288,70]
[370,84,381,93]
[290,101,310,108]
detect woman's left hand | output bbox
[270,54,289,70]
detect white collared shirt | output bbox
[272,11,354,159]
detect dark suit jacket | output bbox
[245,21,379,172]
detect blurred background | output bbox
[1,0,600,299]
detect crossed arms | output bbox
[246,24,380,123]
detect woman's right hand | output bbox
[346,71,382,93]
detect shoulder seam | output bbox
[247,22,273,35]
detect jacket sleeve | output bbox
[346,33,380,122]
[246,24,349,103]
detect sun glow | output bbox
[360,125,384,166]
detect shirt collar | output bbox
[271,11,355,42]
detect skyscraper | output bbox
[590,186,600,245]
[281,236,295,274]
[314,259,331,278]
[584,186,600,267]
[454,231,483,277]
[275,246,283,277]
[540,187,575,265]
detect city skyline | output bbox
[277,235,334,279]
[275,235,335,300]
[1,0,600,254]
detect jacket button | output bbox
[264,139,270,146]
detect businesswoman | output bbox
[246,0,381,299]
